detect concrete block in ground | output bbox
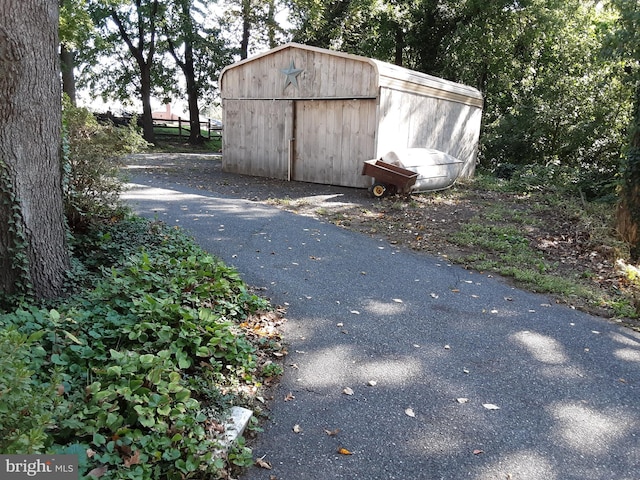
[218,406,253,452]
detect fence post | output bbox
[178,117,182,138]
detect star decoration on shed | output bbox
[280,60,304,90]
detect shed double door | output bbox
[292,99,376,188]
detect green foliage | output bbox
[0,161,32,299]
[0,218,279,478]
[62,96,148,230]
[59,0,94,49]
[0,328,57,453]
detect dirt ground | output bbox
[125,153,640,327]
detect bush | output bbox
[62,97,148,231]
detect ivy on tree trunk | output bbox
[0,0,70,299]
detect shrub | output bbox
[62,96,148,231]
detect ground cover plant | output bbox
[0,216,284,479]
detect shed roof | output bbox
[220,43,483,107]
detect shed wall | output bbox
[221,43,483,188]
[221,47,378,100]
[376,88,482,177]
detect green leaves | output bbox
[1,217,280,478]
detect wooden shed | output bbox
[219,43,483,189]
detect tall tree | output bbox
[290,0,356,48]
[220,0,289,57]
[59,0,93,104]
[88,0,163,143]
[163,0,232,144]
[440,0,628,168]
[610,0,640,260]
[0,0,70,299]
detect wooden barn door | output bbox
[223,99,293,179]
[292,99,376,188]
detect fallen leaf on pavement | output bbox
[473,449,484,455]
[405,407,416,417]
[256,456,272,469]
[368,380,377,386]
[343,387,354,395]
[483,403,500,410]
[284,392,295,402]
[324,428,340,436]
[393,298,403,303]
[293,424,302,433]
[456,398,469,404]
[337,447,353,455]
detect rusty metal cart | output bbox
[362,159,419,197]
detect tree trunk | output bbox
[240,0,250,59]
[617,82,640,261]
[267,0,277,49]
[184,42,203,145]
[110,4,158,144]
[394,24,404,67]
[0,0,70,299]
[139,62,155,143]
[60,43,76,104]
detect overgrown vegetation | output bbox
[0,217,283,478]
[447,167,640,320]
[63,96,149,231]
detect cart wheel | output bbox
[372,183,387,198]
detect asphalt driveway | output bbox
[123,154,640,480]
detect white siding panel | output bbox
[376,89,482,176]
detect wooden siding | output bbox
[376,88,483,177]
[293,99,376,188]
[220,46,378,100]
[222,99,293,179]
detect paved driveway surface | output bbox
[123,154,640,480]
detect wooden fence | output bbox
[152,117,222,140]
[95,112,222,140]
